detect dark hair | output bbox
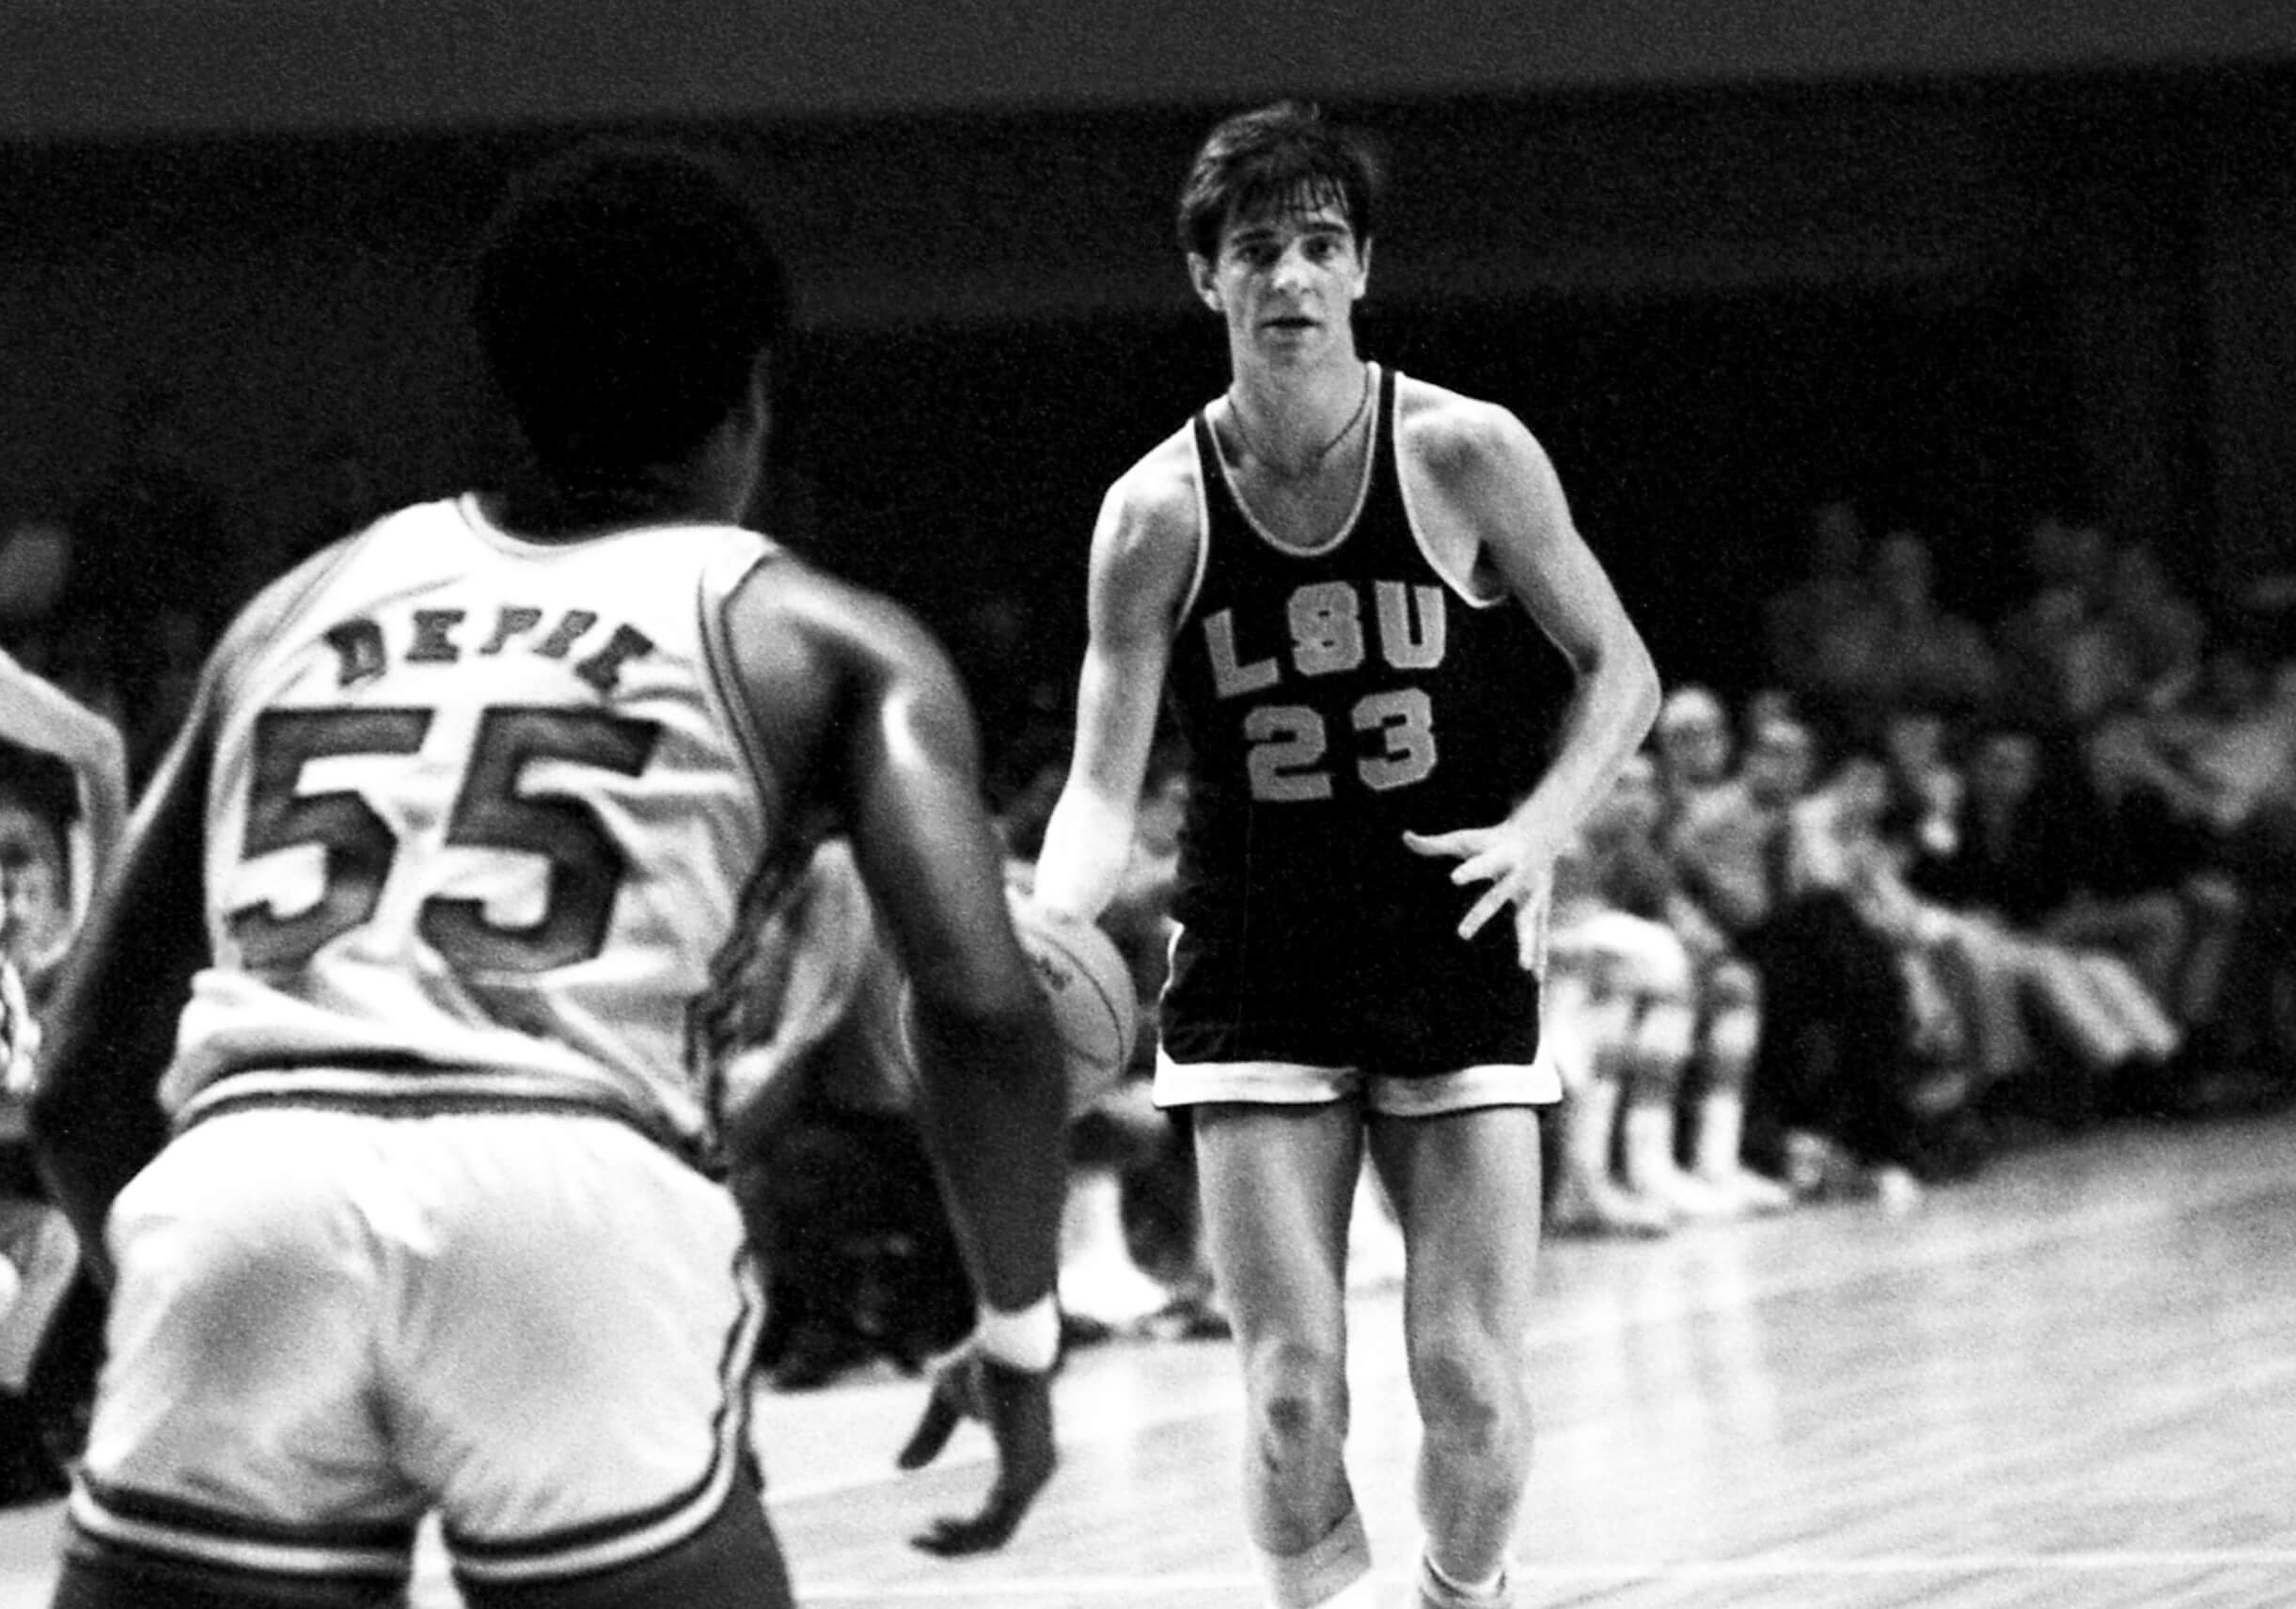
[473,139,790,480]
[1176,102,1381,262]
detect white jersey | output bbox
[166,495,778,1153]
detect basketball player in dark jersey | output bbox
[1034,103,1660,1609]
[30,141,1068,1608]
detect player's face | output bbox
[1744,725,1815,802]
[1190,194,1370,364]
[1659,717,1732,788]
[1606,758,1664,836]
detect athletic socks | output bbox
[1418,1549,1514,1608]
[1258,1506,1373,1609]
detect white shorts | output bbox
[1153,1042,1560,1113]
[75,1105,762,1592]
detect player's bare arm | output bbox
[726,563,1069,1555]
[1398,381,1662,964]
[1033,432,1200,923]
[726,562,1066,1312]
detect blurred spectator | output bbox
[1882,720,2184,1125]
[1992,514,2107,733]
[1876,703,1963,864]
[2089,657,2296,1103]
[2099,539,2211,709]
[1669,722,1940,1191]
[1545,753,1788,1238]
[1836,529,2000,731]
[1764,497,1873,714]
[1651,684,1737,826]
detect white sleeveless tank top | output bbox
[169,495,777,1152]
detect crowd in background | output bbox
[5,434,2296,1405]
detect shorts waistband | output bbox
[177,1064,705,1172]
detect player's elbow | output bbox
[1618,635,1663,744]
[1568,623,1660,746]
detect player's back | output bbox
[170,495,778,1154]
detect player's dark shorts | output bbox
[1154,919,1557,1112]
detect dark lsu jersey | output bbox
[1166,367,1565,991]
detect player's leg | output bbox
[1540,958,1669,1238]
[1686,958,1792,1213]
[1616,989,1736,1221]
[417,1113,784,1609]
[1367,1097,1543,1609]
[1191,1097,1373,1609]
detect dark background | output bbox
[4,8,2294,749]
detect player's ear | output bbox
[1187,254,1221,314]
[1351,237,1373,303]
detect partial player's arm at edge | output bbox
[1033,444,1196,923]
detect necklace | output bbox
[1227,364,1372,479]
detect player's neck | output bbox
[1223,358,1374,481]
[488,456,750,544]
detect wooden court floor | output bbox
[0,1104,2288,1607]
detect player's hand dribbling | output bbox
[895,1339,1058,1555]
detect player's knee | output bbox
[1242,1341,1350,1469]
[1409,1336,1530,1461]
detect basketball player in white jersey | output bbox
[1033,104,1659,1609]
[30,140,1070,1608]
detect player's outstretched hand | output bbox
[1403,824,1556,972]
[896,1343,1057,1556]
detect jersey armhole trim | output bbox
[1176,428,1213,632]
[1392,379,1510,612]
[696,543,785,826]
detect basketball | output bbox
[891,891,1139,1120]
[1006,891,1140,1118]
